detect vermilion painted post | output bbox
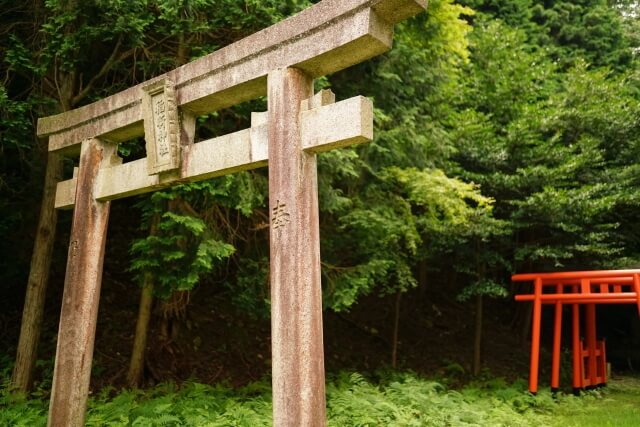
[633,274,640,316]
[580,277,589,294]
[551,283,563,391]
[600,340,607,384]
[268,67,326,426]
[585,303,597,387]
[529,276,543,394]
[571,288,581,393]
[48,138,115,427]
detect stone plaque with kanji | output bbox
[141,79,179,175]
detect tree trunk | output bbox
[126,274,154,388]
[11,152,63,393]
[418,259,428,302]
[126,214,159,387]
[520,304,533,346]
[12,0,80,390]
[511,259,534,344]
[391,291,402,369]
[473,294,483,376]
[159,290,190,342]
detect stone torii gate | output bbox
[36,1,426,425]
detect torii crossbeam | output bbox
[36,1,427,426]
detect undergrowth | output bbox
[0,371,619,426]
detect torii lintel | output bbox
[37,0,426,154]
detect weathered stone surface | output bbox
[268,68,326,426]
[301,95,373,153]
[54,177,77,211]
[37,0,426,153]
[47,139,116,427]
[301,89,336,111]
[54,96,373,209]
[141,79,180,175]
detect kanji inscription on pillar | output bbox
[271,199,291,230]
[141,78,179,175]
[69,240,79,258]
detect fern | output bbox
[0,371,616,426]
[0,385,47,427]
[85,389,139,426]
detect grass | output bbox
[552,376,640,427]
[1,371,639,426]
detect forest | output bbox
[1,0,640,425]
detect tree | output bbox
[318,0,477,310]
[460,0,634,70]
[5,0,310,391]
[450,7,640,355]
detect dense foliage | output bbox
[1,0,639,394]
[4,370,640,426]
[0,370,612,426]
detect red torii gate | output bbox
[513,269,640,394]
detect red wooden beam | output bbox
[512,269,640,282]
[515,293,638,302]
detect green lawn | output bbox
[552,377,640,427]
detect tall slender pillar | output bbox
[571,298,581,393]
[585,303,597,387]
[268,67,326,426]
[551,284,563,392]
[48,138,115,427]
[633,273,640,317]
[528,277,543,394]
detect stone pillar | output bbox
[48,138,115,427]
[268,67,326,426]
